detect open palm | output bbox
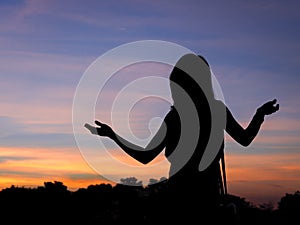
[257,99,280,116]
[84,120,114,138]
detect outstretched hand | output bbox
[84,120,115,138]
[257,99,280,116]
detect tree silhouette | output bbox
[148,177,167,186]
[0,180,298,225]
[276,190,300,225]
[119,177,143,186]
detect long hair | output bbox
[169,53,215,108]
[167,54,216,172]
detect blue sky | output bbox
[0,0,300,206]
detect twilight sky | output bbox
[0,0,300,206]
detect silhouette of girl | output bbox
[85,53,279,223]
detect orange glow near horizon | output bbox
[225,152,300,181]
[0,147,113,191]
[225,151,300,205]
[0,144,299,206]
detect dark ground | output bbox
[0,180,299,225]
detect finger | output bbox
[84,123,91,129]
[84,124,94,131]
[95,120,103,126]
[272,99,277,104]
[84,124,96,133]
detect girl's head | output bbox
[169,54,215,106]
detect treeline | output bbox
[0,179,299,225]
